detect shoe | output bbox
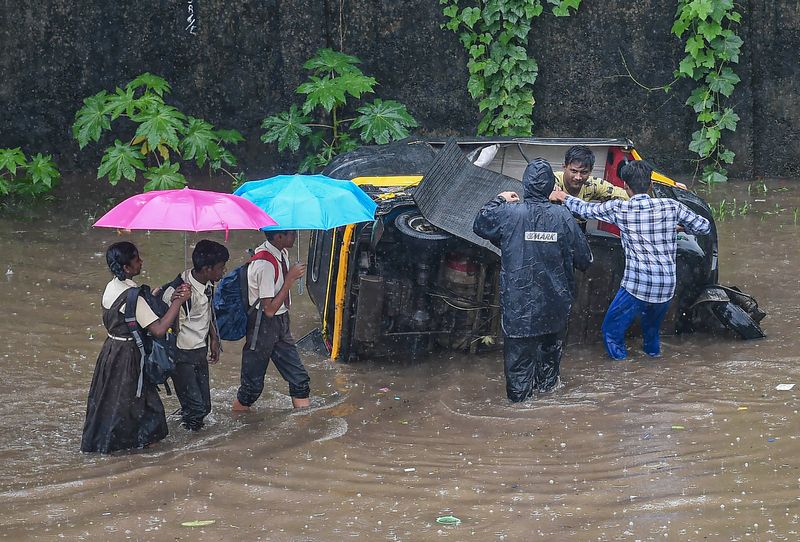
[232,398,251,412]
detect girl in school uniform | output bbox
[81,241,190,454]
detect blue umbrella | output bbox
[233,174,377,231]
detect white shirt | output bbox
[102,277,158,328]
[162,269,213,350]
[247,240,290,315]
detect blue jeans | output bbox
[601,288,670,360]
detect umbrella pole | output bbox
[184,232,188,270]
[296,229,304,295]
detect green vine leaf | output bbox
[717,108,739,132]
[441,0,575,136]
[352,99,418,145]
[98,140,145,185]
[674,0,741,182]
[706,66,740,97]
[548,0,581,17]
[143,161,187,191]
[718,148,735,164]
[462,7,482,28]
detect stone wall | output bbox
[1,0,798,189]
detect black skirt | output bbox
[81,291,168,453]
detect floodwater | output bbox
[0,181,798,541]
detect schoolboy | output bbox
[161,239,229,430]
[551,160,711,359]
[232,230,310,412]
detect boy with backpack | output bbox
[232,230,310,412]
[161,240,230,431]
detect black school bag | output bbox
[124,284,179,397]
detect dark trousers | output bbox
[601,288,671,360]
[237,311,310,406]
[503,333,563,402]
[172,347,211,431]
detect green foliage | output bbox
[260,48,418,173]
[440,0,581,136]
[0,148,60,199]
[672,0,742,183]
[710,197,751,221]
[72,73,244,190]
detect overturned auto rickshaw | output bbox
[303,137,765,362]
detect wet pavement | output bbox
[0,181,798,541]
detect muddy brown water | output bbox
[1,182,798,541]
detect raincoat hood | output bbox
[522,159,556,202]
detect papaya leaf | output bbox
[298,72,376,114]
[0,148,26,176]
[213,129,245,144]
[126,72,172,97]
[297,76,345,113]
[260,105,312,153]
[352,99,418,145]
[181,117,217,168]
[72,91,111,149]
[143,161,187,191]
[106,87,136,120]
[156,144,170,161]
[130,93,164,114]
[27,153,60,188]
[132,104,186,152]
[97,140,145,185]
[0,177,10,196]
[303,48,362,76]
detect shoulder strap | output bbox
[124,287,147,399]
[162,273,190,315]
[250,251,280,284]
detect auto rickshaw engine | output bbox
[432,253,481,349]
[367,251,487,354]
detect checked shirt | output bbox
[564,194,711,303]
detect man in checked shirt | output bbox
[551,160,711,359]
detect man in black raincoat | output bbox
[473,159,593,402]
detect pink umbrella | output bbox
[93,187,278,265]
[94,187,278,235]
